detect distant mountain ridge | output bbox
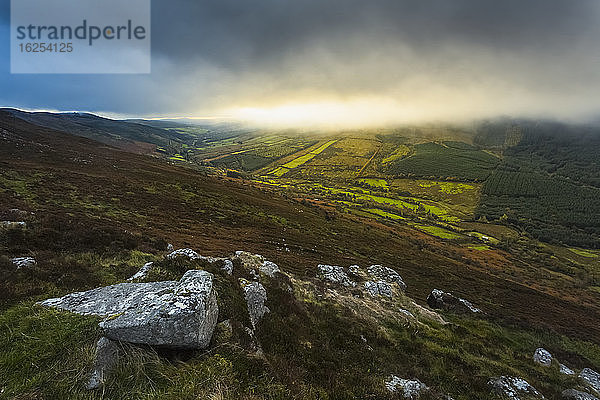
[0,108,188,153]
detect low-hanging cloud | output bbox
[2,0,600,126]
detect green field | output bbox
[279,140,337,168]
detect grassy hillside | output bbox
[1,112,600,398]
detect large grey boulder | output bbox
[580,369,600,396]
[317,264,356,287]
[385,375,428,399]
[39,270,218,349]
[533,348,552,367]
[87,337,119,390]
[11,257,36,269]
[367,265,406,291]
[240,279,269,329]
[562,389,599,400]
[488,376,544,399]
[427,289,481,314]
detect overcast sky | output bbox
[1,0,600,126]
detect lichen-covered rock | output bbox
[560,364,576,375]
[127,262,154,281]
[367,265,406,291]
[562,389,599,400]
[488,376,544,399]
[86,337,119,390]
[200,256,234,275]
[317,264,356,287]
[385,375,428,399]
[580,369,600,396]
[533,348,552,367]
[260,260,280,277]
[166,248,201,260]
[39,270,218,349]
[240,279,269,329]
[364,281,393,297]
[234,251,280,278]
[11,257,36,269]
[167,249,234,275]
[427,289,481,314]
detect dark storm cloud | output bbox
[152,0,596,63]
[1,0,600,123]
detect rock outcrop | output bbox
[240,279,269,329]
[533,348,552,367]
[367,265,406,291]
[385,375,428,399]
[86,337,119,390]
[488,376,544,400]
[562,389,599,400]
[11,257,36,269]
[40,270,218,349]
[166,248,201,260]
[317,264,356,287]
[234,251,280,278]
[580,369,600,396]
[427,289,481,314]
[364,280,393,297]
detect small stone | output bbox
[533,348,552,367]
[385,375,428,399]
[166,248,201,260]
[127,262,154,281]
[560,364,576,375]
[11,257,36,269]
[86,337,119,390]
[427,289,481,314]
[221,259,234,275]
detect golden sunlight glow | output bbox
[224,98,428,129]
